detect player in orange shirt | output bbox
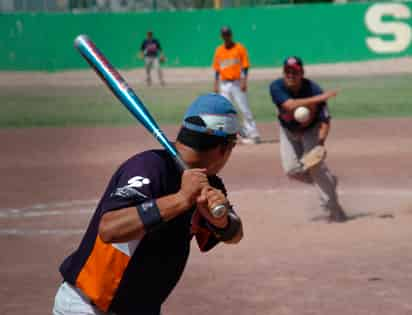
[213,26,261,144]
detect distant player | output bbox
[269,56,347,222]
[212,26,261,144]
[139,31,165,86]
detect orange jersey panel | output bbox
[76,236,131,312]
[213,43,249,81]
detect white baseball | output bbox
[294,106,311,123]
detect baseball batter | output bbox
[52,94,243,315]
[269,56,347,222]
[213,26,261,144]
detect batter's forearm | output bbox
[99,207,144,243]
[157,192,192,221]
[99,193,192,243]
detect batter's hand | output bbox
[178,169,209,207]
[196,187,229,228]
[240,79,247,92]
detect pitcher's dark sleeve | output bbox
[270,80,291,108]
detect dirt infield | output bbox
[1,118,412,315]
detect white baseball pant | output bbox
[53,282,162,315]
[53,282,113,315]
[219,80,260,139]
[279,124,341,212]
[144,56,164,85]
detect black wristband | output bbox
[241,68,248,78]
[136,200,163,232]
[205,210,241,242]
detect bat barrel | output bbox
[74,35,187,171]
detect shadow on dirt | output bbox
[260,138,279,144]
[310,211,395,223]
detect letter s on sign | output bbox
[365,3,411,53]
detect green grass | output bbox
[1,74,411,128]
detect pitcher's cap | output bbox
[283,56,304,72]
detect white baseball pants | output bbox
[53,282,163,315]
[144,56,164,85]
[219,80,260,139]
[279,124,341,212]
[53,282,112,315]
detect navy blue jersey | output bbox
[141,39,161,57]
[59,150,225,315]
[269,78,331,132]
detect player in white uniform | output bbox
[212,27,260,144]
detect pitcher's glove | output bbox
[300,145,327,171]
[159,55,166,63]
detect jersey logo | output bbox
[220,58,240,69]
[111,176,151,200]
[127,176,151,187]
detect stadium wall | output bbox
[0,1,411,71]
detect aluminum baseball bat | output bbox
[74,34,188,171]
[74,35,226,218]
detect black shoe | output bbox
[328,207,348,223]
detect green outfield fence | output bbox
[0,1,411,71]
[0,1,363,12]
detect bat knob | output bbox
[211,204,227,218]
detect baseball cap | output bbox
[182,93,239,137]
[283,56,304,72]
[220,26,232,36]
